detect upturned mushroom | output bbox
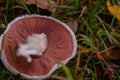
[0,14,77,80]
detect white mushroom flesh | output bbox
[16,33,47,62]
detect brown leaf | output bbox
[18,0,57,12]
[67,21,78,33]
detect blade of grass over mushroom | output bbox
[59,62,73,80]
[8,45,18,70]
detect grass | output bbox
[0,0,120,80]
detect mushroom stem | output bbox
[16,33,47,62]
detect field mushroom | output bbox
[0,14,77,80]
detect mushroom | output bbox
[0,14,77,80]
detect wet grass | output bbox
[0,0,120,80]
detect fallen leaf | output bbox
[106,0,120,20]
[18,0,57,12]
[67,21,78,33]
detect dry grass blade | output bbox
[96,15,113,44]
[8,45,18,70]
[50,75,66,80]
[8,5,25,11]
[76,6,86,21]
[74,47,90,78]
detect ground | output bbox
[0,0,120,80]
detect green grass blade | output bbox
[110,35,120,47]
[111,0,116,5]
[5,0,9,18]
[16,0,31,14]
[110,32,120,37]
[90,0,102,17]
[59,62,73,80]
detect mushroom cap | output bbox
[0,14,77,80]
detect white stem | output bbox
[17,33,47,62]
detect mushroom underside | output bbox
[2,17,73,76]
